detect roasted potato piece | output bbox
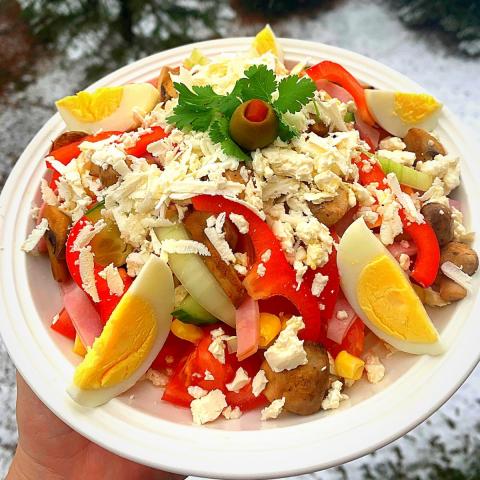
[420,202,453,247]
[261,342,330,416]
[157,66,178,103]
[404,128,446,162]
[51,131,88,152]
[309,188,349,227]
[183,211,246,307]
[439,276,467,302]
[440,241,478,275]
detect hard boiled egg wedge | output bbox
[67,255,174,407]
[365,90,442,137]
[337,218,444,355]
[56,83,160,134]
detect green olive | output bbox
[229,100,279,150]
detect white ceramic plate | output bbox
[1,38,479,479]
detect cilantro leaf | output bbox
[277,117,298,142]
[272,75,316,113]
[238,65,277,103]
[209,117,250,162]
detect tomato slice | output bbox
[324,318,365,358]
[50,308,76,340]
[162,353,198,407]
[151,332,194,371]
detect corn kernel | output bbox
[334,350,365,380]
[73,334,87,357]
[171,319,203,344]
[259,312,282,348]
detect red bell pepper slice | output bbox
[50,308,76,340]
[151,332,194,371]
[192,195,323,342]
[354,154,388,190]
[125,126,168,157]
[399,210,440,288]
[305,61,376,126]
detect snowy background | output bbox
[1,0,480,478]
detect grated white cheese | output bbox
[190,389,227,425]
[78,248,100,302]
[22,218,49,253]
[204,214,236,263]
[261,397,285,421]
[40,178,58,206]
[72,219,107,252]
[378,137,406,151]
[98,263,124,296]
[385,173,424,224]
[252,370,268,397]
[229,213,249,234]
[311,272,329,297]
[160,239,210,256]
[226,367,250,393]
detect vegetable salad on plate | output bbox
[23,25,478,425]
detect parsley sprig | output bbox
[167,65,316,161]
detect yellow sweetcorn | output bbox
[335,350,365,380]
[73,334,87,357]
[259,313,282,348]
[171,319,204,344]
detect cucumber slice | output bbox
[172,294,217,325]
[154,223,236,327]
[378,156,433,191]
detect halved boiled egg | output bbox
[251,24,284,62]
[56,83,160,134]
[365,90,442,137]
[337,218,444,355]
[67,255,174,407]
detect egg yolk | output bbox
[394,93,441,124]
[357,255,438,343]
[73,294,157,389]
[56,87,124,123]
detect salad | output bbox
[22,26,478,425]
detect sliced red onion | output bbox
[441,261,472,292]
[62,281,103,347]
[449,198,463,214]
[387,240,418,260]
[355,112,380,151]
[315,79,354,104]
[235,296,260,361]
[326,293,357,344]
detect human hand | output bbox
[7,373,185,480]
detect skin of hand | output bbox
[7,373,185,480]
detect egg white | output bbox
[57,83,160,134]
[67,255,174,407]
[365,90,442,138]
[337,218,444,355]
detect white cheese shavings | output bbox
[21,218,49,253]
[261,249,272,263]
[78,247,100,302]
[261,397,285,421]
[211,327,225,338]
[204,215,236,264]
[311,272,329,297]
[226,367,250,393]
[321,380,349,410]
[204,370,214,381]
[252,370,268,397]
[190,389,227,425]
[264,316,307,372]
[40,178,58,206]
[223,406,242,420]
[257,263,266,277]
[441,261,472,292]
[145,369,169,387]
[188,386,208,399]
[229,213,249,234]
[399,253,411,271]
[160,239,211,256]
[364,353,385,384]
[98,263,124,296]
[72,219,107,251]
[208,336,226,364]
[385,173,424,224]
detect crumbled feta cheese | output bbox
[294,260,308,290]
[261,249,272,263]
[72,219,107,252]
[321,380,348,410]
[385,173,424,224]
[377,149,415,167]
[378,137,406,151]
[145,368,168,387]
[252,370,268,397]
[204,214,236,263]
[364,353,385,384]
[223,405,242,420]
[98,263,124,296]
[311,272,329,297]
[264,316,307,372]
[78,247,100,302]
[229,213,249,234]
[22,218,49,253]
[204,370,214,381]
[336,310,348,320]
[416,154,460,194]
[451,206,475,243]
[234,252,248,276]
[226,367,250,393]
[210,327,225,338]
[126,251,150,277]
[399,253,411,271]
[261,397,285,421]
[190,389,227,425]
[40,178,58,206]
[257,262,266,277]
[208,336,226,364]
[188,386,209,399]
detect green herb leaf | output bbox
[237,64,277,103]
[209,117,250,162]
[273,75,316,113]
[277,117,298,142]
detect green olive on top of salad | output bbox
[21,24,478,425]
